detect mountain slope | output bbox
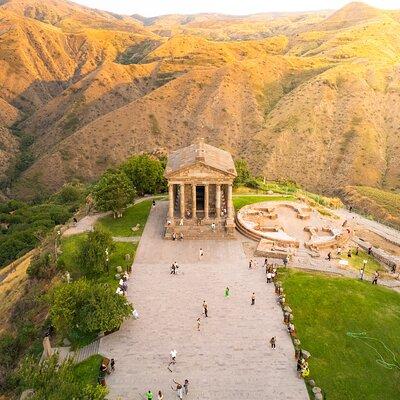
[0,0,399,199]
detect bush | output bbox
[18,355,108,400]
[57,183,85,204]
[27,252,55,280]
[49,279,133,337]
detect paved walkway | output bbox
[63,196,162,238]
[100,202,308,400]
[335,208,400,246]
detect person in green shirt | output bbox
[146,390,153,400]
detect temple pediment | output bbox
[167,162,232,182]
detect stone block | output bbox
[302,350,311,359]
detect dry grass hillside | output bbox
[0,0,399,199]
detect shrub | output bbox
[18,355,108,400]
[27,252,55,280]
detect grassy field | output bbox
[73,354,103,386]
[96,200,153,236]
[59,234,137,284]
[232,195,295,211]
[280,269,400,400]
[340,249,384,274]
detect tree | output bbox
[49,279,133,337]
[92,169,135,217]
[76,229,115,277]
[233,159,252,187]
[18,355,108,400]
[121,154,166,196]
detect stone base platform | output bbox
[165,219,235,240]
[255,239,295,259]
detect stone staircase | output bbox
[165,220,235,239]
[74,339,100,363]
[42,339,101,365]
[235,216,261,242]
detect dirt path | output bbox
[99,202,308,400]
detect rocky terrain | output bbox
[0,0,399,199]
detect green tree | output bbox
[92,169,135,217]
[121,154,166,196]
[234,159,252,187]
[18,355,108,400]
[49,279,133,337]
[76,229,115,277]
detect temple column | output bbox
[215,184,221,219]
[204,184,209,220]
[168,184,174,220]
[227,184,233,219]
[192,184,197,218]
[180,183,185,218]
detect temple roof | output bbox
[164,138,237,178]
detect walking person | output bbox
[249,259,253,269]
[199,248,204,261]
[225,287,230,297]
[372,271,379,285]
[347,249,352,258]
[146,390,154,400]
[327,252,331,261]
[203,300,208,317]
[172,380,184,400]
[170,262,176,275]
[270,336,276,349]
[168,349,177,371]
[183,379,189,395]
[266,271,272,283]
[251,292,255,305]
[157,390,164,400]
[359,266,365,281]
[283,256,288,267]
[197,317,201,331]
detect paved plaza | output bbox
[99,202,309,399]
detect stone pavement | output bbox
[99,202,308,400]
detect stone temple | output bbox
[164,138,237,239]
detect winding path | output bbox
[99,202,308,400]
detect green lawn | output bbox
[280,269,400,400]
[73,355,103,386]
[233,195,295,211]
[59,234,137,283]
[95,200,153,236]
[340,249,384,274]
